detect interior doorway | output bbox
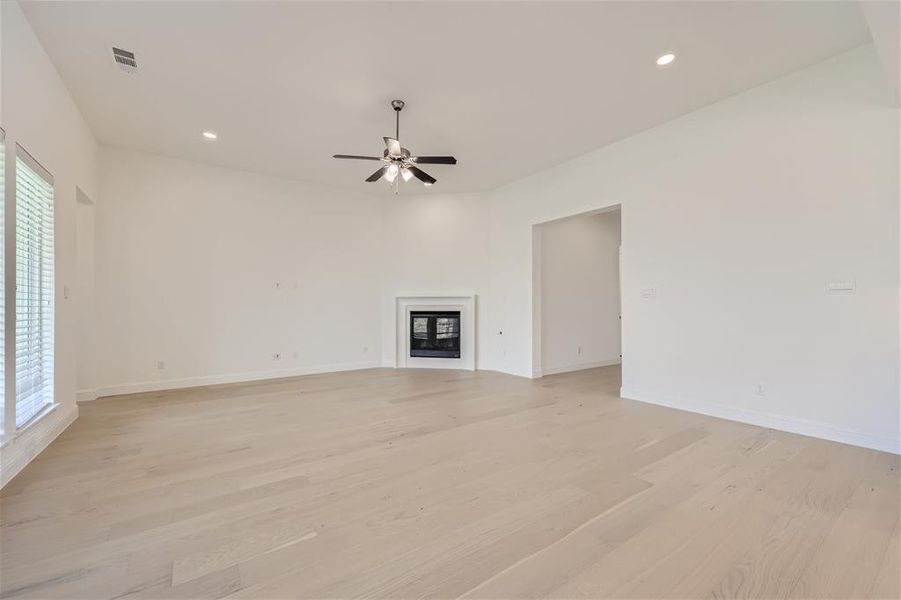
[75,187,95,400]
[532,206,621,377]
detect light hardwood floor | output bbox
[1,366,898,599]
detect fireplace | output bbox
[410,311,461,358]
[395,295,474,370]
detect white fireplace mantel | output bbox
[394,294,476,370]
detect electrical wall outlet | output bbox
[755,383,766,397]
[273,353,281,361]
[156,360,165,370]
[577,346,583,355]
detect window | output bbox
[0,129,4,434]
[435,317,459,339]
[412,316,429,340]
[15,147,54,427]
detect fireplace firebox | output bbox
[410,311,461,358]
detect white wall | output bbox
[539,210,621,375]
[485,45,899,453]
[93,147,383,395]
[1,1,99,485]
[380,192,490,369]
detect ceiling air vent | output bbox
[109,46,138,74]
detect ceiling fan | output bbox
[333,100,456,189]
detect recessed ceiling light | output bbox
[656,53,675,67]
[202,130,218,140]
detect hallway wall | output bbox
[538,210,621,375]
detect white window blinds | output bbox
[15,147,54,427]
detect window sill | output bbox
[10,403,59,439]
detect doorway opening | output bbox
[75,187,96,401]
[532,205,621,377]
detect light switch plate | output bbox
[826,280,855,293]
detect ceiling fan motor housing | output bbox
[384,147,411,159]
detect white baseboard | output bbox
[1,403,79,488]
[76,389,98,403]
[88,360,383,399]
[620,387,900,455]
[539,358,622,377]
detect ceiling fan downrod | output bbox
[391,99,404,142]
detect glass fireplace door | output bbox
[410,311,461,358]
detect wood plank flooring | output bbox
[1,366,898,599]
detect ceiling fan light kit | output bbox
[333,99,457,190]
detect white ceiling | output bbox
[21,1,873,194]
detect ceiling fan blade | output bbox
[407,165,437,185]
[334,154,383,161]
[412,156,457,165]
[365,166,389,182]
[383,137,402,157]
